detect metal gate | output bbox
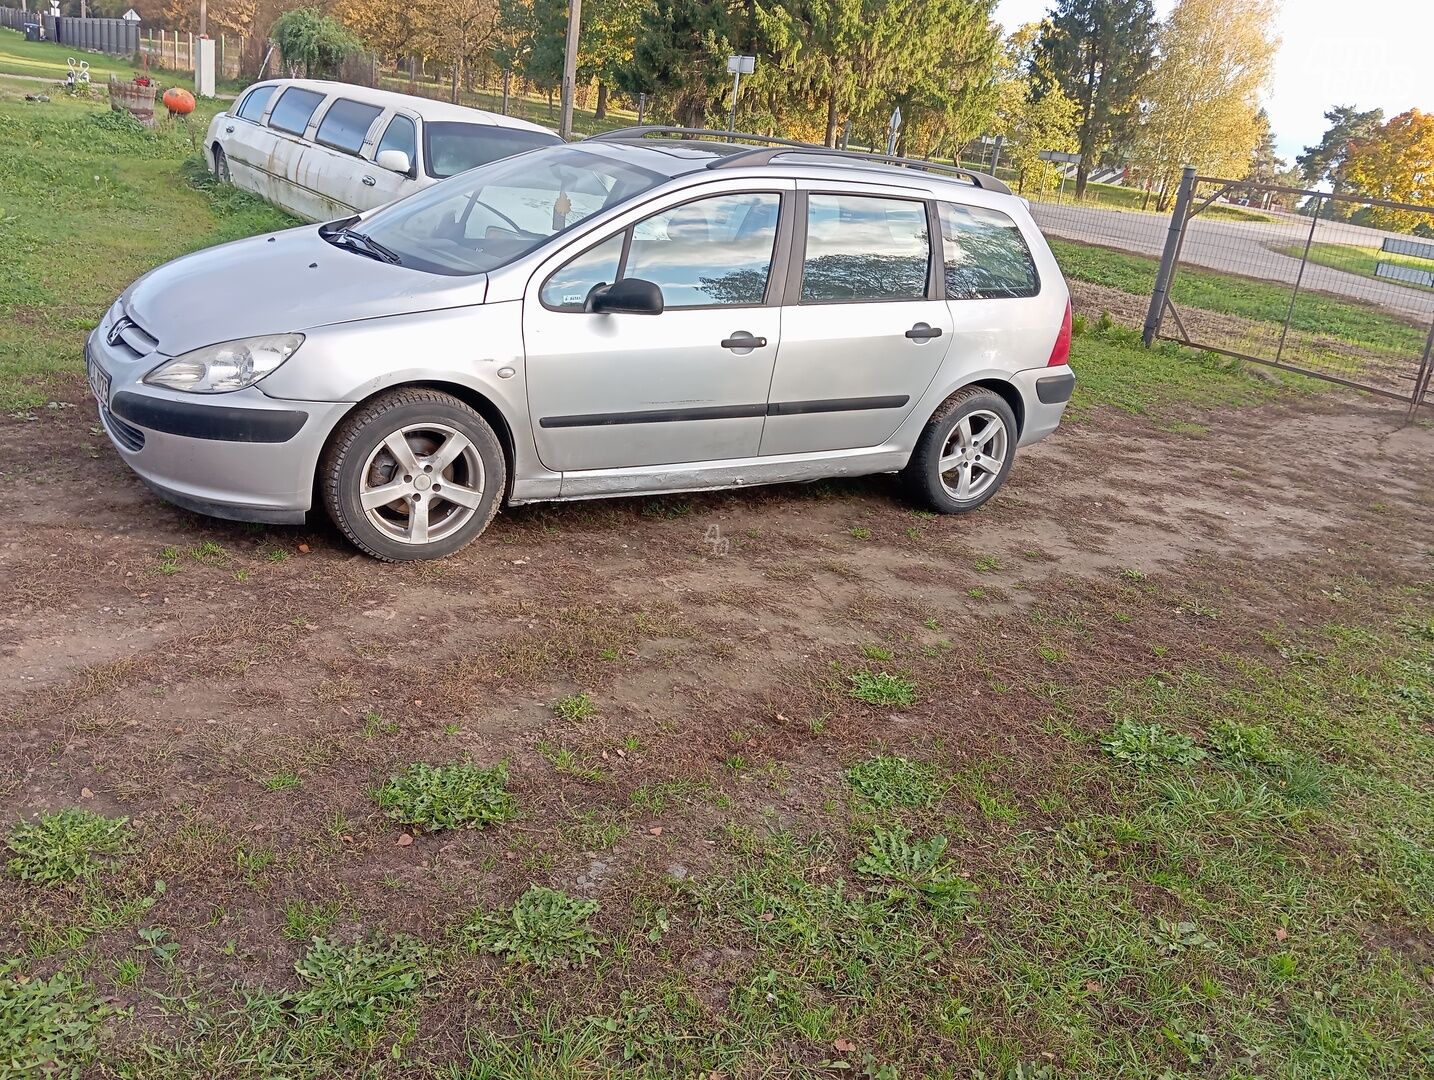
[1143,167,1434,415]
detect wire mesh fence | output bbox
[1028,167,1434,411]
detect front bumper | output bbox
[87,325,350,525]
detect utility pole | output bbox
[558,0,581,140]
[198,0,206,38]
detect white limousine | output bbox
[203,79,561,222]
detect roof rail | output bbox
[583,126,1013,195]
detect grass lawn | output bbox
[2,44,1433,1080]
[0,28,144,82]
[1279,242,1434,294]
[1049,238,1429,357]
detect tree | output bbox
[271,7,359,79]
[1342,109,1434,231]
[1129,0,1277,209]
[618,0,739,129]
[991,21,1079,191]
[1297,104,1383,191]
[414,0,502,103]
[333,0,418,63]
[583,0,645,119]
[1033,0,1156,199]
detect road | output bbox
[1030,199,1434,324]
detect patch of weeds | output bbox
[360,711,397,738]
[1266,756,1331,807]
[156,546,183,575]
[112,956,142,987]
[973,554,1000,572]
[850,526,872,540]
[281,935,428,1047]
[191,539,226,563]
[565,811,625,852]
[465,886,601,969]
[861,644,893,662]
[537,742,608,783]
[136,926,179,964]
[967,587,986,599]
[374,762,516,832]
[263,772,301,791]
[6,809,130,885]
[0,965,106,1075]
[1101,718,1206,769]
[553,692,596,722]
[282,900,343,942]
[845,755,942,808]
[854,825,978,914]
[1208,718,1276,763]
[1152,917,1215,954]
[1119,567,1148,582]
[848,671,918,707]
[923,618,941,631]
[265,548,288,563]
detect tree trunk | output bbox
[502,68,511,115]
[547,87,555,118]
[824,89,837,148]
[451,57,460,104]
[595,82,608,121]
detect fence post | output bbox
[1143,165,1197,347]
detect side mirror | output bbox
[376,149,411,175]
[587,277,664,316]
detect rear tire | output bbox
[903,388,1018,514]
[212,144,231,183]
[321,389,505,561]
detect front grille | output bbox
[100,402,145,452]
[105,308,160,361]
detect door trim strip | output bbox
[538,395,910,429]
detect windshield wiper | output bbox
[331,228,403,265]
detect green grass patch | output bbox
[845,754,942,807]
[374,762,517,832]
[847,670,918,707]
[854,824,978,913]
[6,809,130,885]
[0,965,106,1076]
[1284,241,1434,292]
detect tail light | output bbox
[1047,298,1073,367]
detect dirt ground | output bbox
[2,376,1432,1071]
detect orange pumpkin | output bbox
[162,87,195,116]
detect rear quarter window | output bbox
[267,87,327,137]
[939,202,1040,299]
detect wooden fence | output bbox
[139,30,245,79]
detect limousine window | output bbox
[424,122,560,179]
[356,146,663,275]
[315,98,383,156]
[236,84,274,122]
[268,87,326,136]
[377,115,417,171]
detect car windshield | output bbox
[424,121,560,179]
[356,146,666,276]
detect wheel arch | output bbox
[936,377,1024,437]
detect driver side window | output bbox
[539,191,781,313]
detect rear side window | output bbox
[801,193,930,303]
[268,87,326,136]
[424,122,561,179]
[315,98,383,155]
[939,202,1040,299]
[377,115,417,169]
[235,85,274,122]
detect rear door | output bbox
[262,86,330,220]
[293,96,386,218]
[761,183,952,456]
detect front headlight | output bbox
[144,334,304,393]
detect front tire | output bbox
[321,389,505,561]
[903,388,1018,514]
[212,144,231,183]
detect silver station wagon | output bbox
[87,128,1076,561]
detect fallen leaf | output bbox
[834,1038,857,1052]
[340,834,353,844]
[759,912,775,922]
[395,833,414,847]
[1275,927,1288,941]
[298,543,310,553]
[80,787,94,799]
[649,826,663,836]
[1085,980,1101,994]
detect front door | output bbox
[761,186,953,456]
[523,187,790,473]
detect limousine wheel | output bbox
[904,388,1017,514]
[321,389,505,561]
[212,145,230,183]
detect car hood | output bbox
[122,225,487,356]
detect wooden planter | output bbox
[108,77,157,127]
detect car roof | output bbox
[246,79,558,136]
[572,136,1020,205]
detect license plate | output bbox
[87,354,111,407]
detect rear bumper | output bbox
[1011,364,1075,446]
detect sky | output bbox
[993,0,1433,163]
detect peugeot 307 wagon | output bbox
[86,127,1076,561]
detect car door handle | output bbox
[361,175,377,186]
[905,324,943,341]
[721,333,767,350]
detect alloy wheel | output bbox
[359,423,485,546]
